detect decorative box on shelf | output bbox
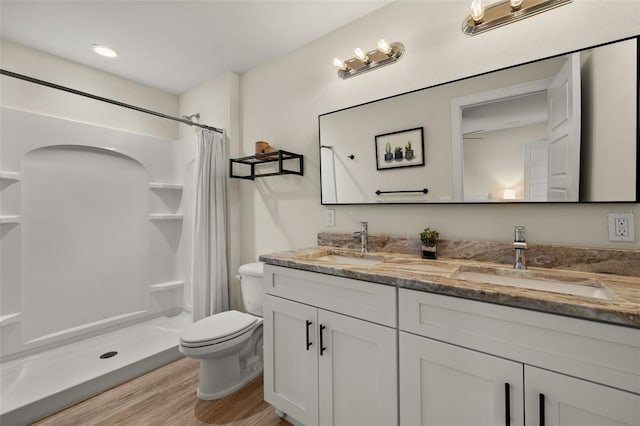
[229,150,304,180]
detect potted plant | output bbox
[384,142,393,162]
[419,228,440,259]
[405,141,414,160]
[394,146,403,160]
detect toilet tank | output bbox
[238,262,264,317]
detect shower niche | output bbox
[0,107,191,359]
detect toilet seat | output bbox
[180,310,258,348]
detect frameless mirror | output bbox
[319,36,638,204]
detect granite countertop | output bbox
[259,246,640,328]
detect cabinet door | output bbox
[318,309,397,426]
[263,295,319,426]
[400,332,523,426]
[525,366,640,426]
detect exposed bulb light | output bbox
[91,44,117,58]
[353,47,369,63]
[470,0,485,23]
[377,38,392,55]
[332,57,349,71]
[510,0,524,10]
[463,0,572,36]
[332,39,405,79]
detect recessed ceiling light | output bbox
[91,44,117,58]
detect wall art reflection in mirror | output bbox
[318,36,638,205]
[375,127,425,171]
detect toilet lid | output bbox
[180,310,257,347]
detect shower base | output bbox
[0,312,191,425]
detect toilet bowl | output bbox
[179,262,264,400]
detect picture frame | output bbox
[375,127,425,170]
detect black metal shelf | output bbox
[229,150,304,180]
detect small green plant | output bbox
[394,146,403,152]
[406,141,412,149]
[420,228,440,245]
[385,142,391,153]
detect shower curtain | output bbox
[191,128,229,321]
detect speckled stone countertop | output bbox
[259,246,640,328]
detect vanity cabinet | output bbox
[263,265,397,426]
[400,332,524,426]
[399,289,640,426]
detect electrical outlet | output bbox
[326,209,335,227]
[608,212,635,242]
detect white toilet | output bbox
[179,262,264,400]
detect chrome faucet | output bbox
[352,221,368,254]
[513,225,527,269]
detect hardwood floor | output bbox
[33,357,291,426]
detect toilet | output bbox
[179,262,264,400]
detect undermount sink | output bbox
[451,266,617,300]
[313,254,383,267]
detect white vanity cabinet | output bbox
[399,289,640,426]
[263,265,397,426]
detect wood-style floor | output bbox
[33,357,292,426]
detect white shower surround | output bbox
[0,107,194,421]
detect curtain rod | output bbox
[0,68,223,133]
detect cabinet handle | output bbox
[319,324,327,356]
[305,320,312,350]
[539,393,545,426]
[504,383,510,426]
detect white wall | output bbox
[0,40,179,139]
[239,0,640,263]
[581,38,637,201]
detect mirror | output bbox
[319,36,638,204]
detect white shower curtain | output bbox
[191,128,229,321]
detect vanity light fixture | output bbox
[332,38,405,79]
[91,44,118,58]
[462,0,572,36]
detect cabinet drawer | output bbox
[399,289,640,394]
[264,265,396,327]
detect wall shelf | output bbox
[0,215,21,224]
[0,171,21,181]
[148,213,184,220]
[149,182,183,190]
[230,150,304,180]
[149,280,185,292]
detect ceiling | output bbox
[0,0,391,95]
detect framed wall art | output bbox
[375,127,425,170]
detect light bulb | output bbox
[332,57,348,70]
[510,0,524,10]
[470,0,485,23]
[91,44,117,58]
[377,38,392,55]
[354,47,369,62]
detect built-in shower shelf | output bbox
[0,312,22,327]
[0,215,21,224]
[149,280,184,292]
[0,171,21,181]
[148,213,184,220]
[149,182,183,190]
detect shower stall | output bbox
[0,97,212,424]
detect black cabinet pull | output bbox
[319,324,327,356]
[539,393,545,426]
[305,320,312,350]
[504,383,511,426]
